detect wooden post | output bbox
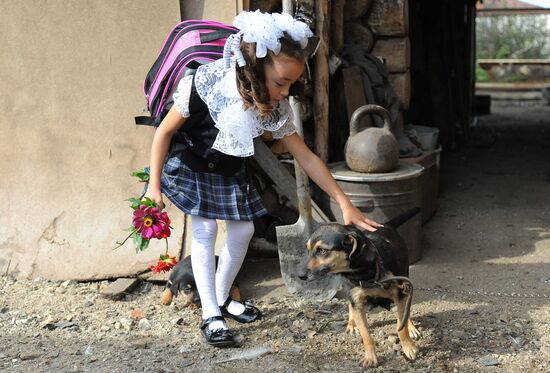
[331,0,345,54]
[314,0,330,162]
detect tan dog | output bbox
[298,209,421,367]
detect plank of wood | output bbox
[314,0,330,162]
[330,0,345,54]
[367,0,409,37]
[371,37,410,73]
[253,139,329,223]
[389,71,411,109]
[342,66,368,125]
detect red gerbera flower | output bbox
[150,254,178,273]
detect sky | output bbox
[521,0,550,8]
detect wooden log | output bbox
[366,0,409,37]
[371,37,410,73]
[314,0,330,162]
[389,71,411,109]
[344,22,375,52]
[252,139,330,223]
[341,67,368,127]
[343,0,373,21]
[331,0,345,54]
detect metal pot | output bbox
[344,104,399,173]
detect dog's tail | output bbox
[384,207,421,228]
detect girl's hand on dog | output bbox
[341,201,382,232]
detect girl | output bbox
[145,11,381,347]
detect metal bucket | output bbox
[327,162,424,263]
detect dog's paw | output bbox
[359,351,378,367]
[160,289,173,305]
[401,340,418,361]
[408,323,421,339]
[346,322,358,335]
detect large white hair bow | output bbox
[223,10,314,68]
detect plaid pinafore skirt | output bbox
[159,155,267,221]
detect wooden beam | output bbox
[331,0,345,54]
[252,139,330,223]
[389,70,411,110]
[313,0,330,162]
[367,0,408,37]
[371,37,410,73]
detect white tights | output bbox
[190,216,254,330]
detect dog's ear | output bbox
[345,226,377,262]
[346,233,359,259]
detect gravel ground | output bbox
[1,99,549,372]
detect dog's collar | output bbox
[348,252,384,287]
[358,255,383,287]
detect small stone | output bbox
[540,346,550,357]
[138,318,151,331]
[180,360,194,368]
[130,309,146,320]
[478,356,500,366]
[60,280,73,288]
[388,335,399,344]
[19,351,41,361]
[170,318,184,325]
[132,339,149,349]
[119,318,133,331]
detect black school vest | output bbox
[169,77,246,176]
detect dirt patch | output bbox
[1,99,549,372]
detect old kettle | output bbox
[344,104,399,173]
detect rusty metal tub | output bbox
[327,162,424,263]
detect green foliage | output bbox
[476,64,491,82]
[476,14,550,59]
[127,197,157,210]
[131,168,150,182]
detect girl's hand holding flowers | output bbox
[115,169,177,273]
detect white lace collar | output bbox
[194,59,295,157]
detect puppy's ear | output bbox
[306,238,312,252]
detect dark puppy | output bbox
[298,208,421,367]
[161,255,241,307]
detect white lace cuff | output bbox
[172,75,194,118]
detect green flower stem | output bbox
[114,228,138,250]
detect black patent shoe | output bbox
[199,316,235,347]
[219,296,262,324]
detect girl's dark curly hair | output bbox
[235,33,312,118]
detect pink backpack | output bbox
[135,20,237,126]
